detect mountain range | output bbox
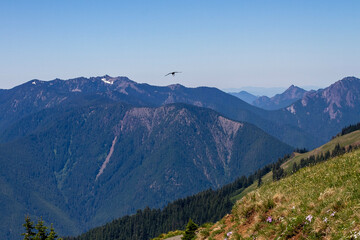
[1,75,360,239]
[276,77,360,145]
[2,75,360,149]
[230,84,308,110]
[0,76,323,148]
[233,77,360,147]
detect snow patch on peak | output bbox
[32,81,36,85]
[101,78,114,85]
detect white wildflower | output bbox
[306,214,313,223]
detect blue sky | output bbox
[0,0,359,90]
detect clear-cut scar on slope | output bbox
[96,136,117,180]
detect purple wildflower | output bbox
[227,231,233,237]
[266,216,273,223]
[306,214,313,223]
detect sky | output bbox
[0,0,359,90]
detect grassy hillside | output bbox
[232,130,360,202]
[197,148,360,239]
[282,130,360,170]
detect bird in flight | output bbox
[165,71,181,77]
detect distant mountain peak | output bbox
[252,84,307,110]
[168,83,185,90]
[328,76,359,89]
[292,76,360,121]
[282,85,306,98]
[323,76,359,96]
[325,76,359,92]
[320,76,360,113]
[340,76,358,81]
[285,84,303,91]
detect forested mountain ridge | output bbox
[0,76,317,148]
[0,102,292,239]
[3,75,359,149]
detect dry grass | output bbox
[232,131,360,203]
[197,149,360,239]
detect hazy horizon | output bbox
[1,1,359,90]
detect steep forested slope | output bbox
[0,102,292,239]
[0,76,318,148]
[2,76,360,150]
[67,124,360,240]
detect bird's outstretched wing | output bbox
[165,71,182,76]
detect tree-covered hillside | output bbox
[0,102,292,240]
[0,75,320,148]
[67,128,360,240]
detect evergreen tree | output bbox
[22,216,36,240]
[46,224,59,240]
[272,165,285,181]
[292,162,298,173]
[35,217,48,240]
[22,216,62,240]
[324,150,331,160]
[182,219,198,240]
[257,176,262,187]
